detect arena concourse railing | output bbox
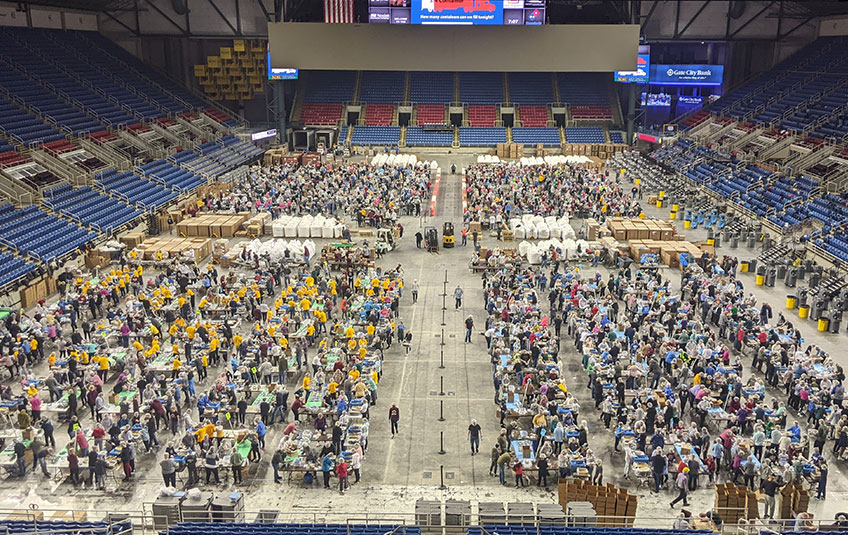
[0,505,844,535]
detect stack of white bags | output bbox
[271,214,346,239]
[509,215,576,240]
[518,238,592,264]
[244,238,316,263]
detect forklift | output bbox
[425,226,439,253]
[442,222,455,248]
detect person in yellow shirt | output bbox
[302,374,311,392]
[96,354,109,380]
[172,357,181,378]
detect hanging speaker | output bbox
[171,0,187,15]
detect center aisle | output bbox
[364,163,500,487]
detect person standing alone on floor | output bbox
[670,467,690,507]
[468,419,482,455]
[389,403,400,437]
[465,315,474,343]
[454,285,464,309]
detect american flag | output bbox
[324,0,353,23]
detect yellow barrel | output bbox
[818,318,829,332]
[669,211,677,220]
[635,178,641,186]
[799,305,810,318]
[656,200,664,208]
[740,261,749,273]
[756,274,765,286]
[684,219,692,229]
[786,296,797,309]
[672,204,679,212]
[639,212,645,219]
[659,190,665,199]
[707,238,715,246]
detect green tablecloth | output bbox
[109,390,138,407]
[236,439,252,458]
[250,391,274,407]
[305,390,323,409]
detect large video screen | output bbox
[614,45,650,84]
[369,0,546,25]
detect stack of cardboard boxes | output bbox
[607,218,676,242]
[118,231,147,249]
[19,276,57,309]
[558,480,637,527]
[135,237,212,262]
[245,212,271,237]
[263,148,286,165]
[176,213,250,238]
[627,240,705,267]
[496,143,524,159]
[301,152,321,166]
[197,183,233,198]
[715,482,758,524]
[779,483,809,519]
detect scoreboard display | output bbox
[369,0,546,25]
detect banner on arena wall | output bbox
[649,64,724,86]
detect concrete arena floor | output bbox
[2,152,847,527]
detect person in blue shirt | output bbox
[788,422,802,442]
[321,454,335,489]
[255,417,266,449]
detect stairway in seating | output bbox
[352,71,363,104]
[552,73,561,105]
[403,72,411,105]
[453,72,460,103]
[503,73,510,105]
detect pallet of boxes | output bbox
[715,482,759,525]
[176,213,249,239]
[496,143,524,160]
[558,479,637,527]
[245,212,271,238]
[134,237,212,263]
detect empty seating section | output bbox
[360,71,405,104]
[512,127,561,147]
[217,135,264,161]
[0,204,95,261]
[300,103,344,126]
[0,29,137,128]
[558,73,609,106]
[169,523,419,535]
[571,105,612,119]
[0,97,65,147]
[49,30,189,115]
[304,71,356,103]
[518,106,548,127]
[203,108,240,128]
[405,126,453,147]
[459,127,506,147]
[364,104,394,126]
[767,176,821,226]
[0,249,36,288]
[95,168,178,209]
[350,126,400,146]
[681,110,711,130]
[0,56,101,135]
[565,127,604,144]
[171,150,228,178]
[471,527,708,535]
[460,72,503,104]
[467,106,498,127]
[14,29,161,121]
[416,105,446,125]
[609,131,625,144]
[43,140,105,171]
[0,519,127,535]
[137,160,206,192]
[708,165,772,200]
[715,37,847,121]
[44,184,141,232]
[0,151,25,167]
[410,71,454,104]
[82,31,206,109]
[508,73,553,105]
[2,160,62,190]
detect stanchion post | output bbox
[439,399,445,421]
[439,465,447,490]
[439,431,446,455]
[440,376,445,395]
[440,328,445,346]
[439,347,445,369]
